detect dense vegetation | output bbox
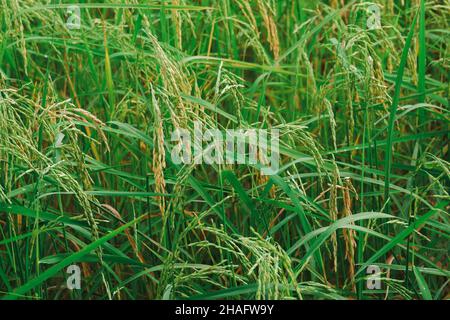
[0,0,448,300]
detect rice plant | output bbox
[0,0,448,300]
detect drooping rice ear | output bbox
[151,85,167,217]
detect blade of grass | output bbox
[383,12,419,214]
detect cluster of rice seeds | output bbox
[0,0,448,300]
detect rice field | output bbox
[0,0,448,300]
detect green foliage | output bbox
[0,0,448,300]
